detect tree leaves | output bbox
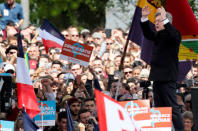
[29,0,108,30]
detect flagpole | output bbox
[41,101,43,131]
[190,61,195,87]
[115,38,130,100]
[65,70,71,88]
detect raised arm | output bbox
[140,6,156,40]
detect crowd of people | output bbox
[0,0,197,131]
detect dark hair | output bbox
[183,111,193,122]
[58,111,67,122]
[122,83,130,91]
[78,109,90,119]
[6,21,15,26]
[127,77,136,84]
[5,45,18,54]
[57,72,67,78]
[40,75,54,81]
[39,54,50,59]
[52,60,63,67]
[132,60,143,68]
[83,98,95,104]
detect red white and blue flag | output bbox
[23,108,41,131]
[17,33,40,119]
[95,90,140,131]
[39,19,65,53]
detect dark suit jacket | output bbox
[140,20,181,81]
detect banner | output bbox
[34,101,56,126]
[119,100,172,131]
[60,39,93,67]
[95,90,140,131]
[0,120,14,131]
[119,100,150,119]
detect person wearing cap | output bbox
[139,68,150,81]
[92,32,104,57]
[67,97,81,121]
[3,63,15,74]
[5,45,18,65]
[80,28,90,42]
[92,32,103,45]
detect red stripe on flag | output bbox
[42,39,62,53]
[95,90,108,131]
[17,83,40,118]
[166,0,198,36]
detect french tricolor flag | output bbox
[17,33,40,118]
[39,19,65,53]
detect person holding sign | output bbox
[140,6,184,130]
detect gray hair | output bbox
[182,111,193,122]
[155,12,173,24]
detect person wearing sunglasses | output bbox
[67,26,79,42]
[5,45,18,65]
[123,65,133,80]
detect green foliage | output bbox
[188,0,198,19]
[29,0,108,31]
[188,0,195,11]
[26,0,197,30]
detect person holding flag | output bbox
[16,33,40,119]
[140,6,184,131]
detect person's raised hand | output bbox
[78,123,86,131]
[157,7,166,20]
[142,6,152,19]
[41,78,52,87]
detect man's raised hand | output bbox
[142,6,152,19]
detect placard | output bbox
[34,101,56,126]
[60,39,93,67]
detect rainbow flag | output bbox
[24,52,30,71]
[179,36,198,61]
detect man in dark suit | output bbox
[140,6,184,131]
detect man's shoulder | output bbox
[14,3,22,8]
[0,3,6,8]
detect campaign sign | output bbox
[60,39,93,67]
[119,100,150,119]
[34,101,56,126]
[119,100,172,131]
[0,120,14,131]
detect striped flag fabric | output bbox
[95,89,140,131]
[39,19,65,53]
[24,52,30,71]
[23,108,41,131]
[17,33,40,119]
[128,0,198,81]
[66,102,74,131]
